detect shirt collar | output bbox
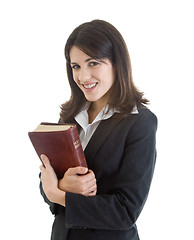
[74,104,138,129]
[131,104,138,114]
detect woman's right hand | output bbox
[58,167,97,196]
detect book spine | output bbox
[69,126,87,168]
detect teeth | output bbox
[83,83,97,89]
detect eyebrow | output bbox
[70,57,102,65]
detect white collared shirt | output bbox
[74,104,138,150]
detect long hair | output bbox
[60,19,148,122]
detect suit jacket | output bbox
[40,107,157,240]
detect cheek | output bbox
[72,72,79,84]
[104,72,115,89]
[99,66,115,85]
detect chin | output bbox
[86,98,98,102]
[84,95,99,102]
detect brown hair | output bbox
[60,19,148,122]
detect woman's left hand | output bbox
[40,154,66,206]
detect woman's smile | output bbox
[82,82,98,90]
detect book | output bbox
[28,122,87,179]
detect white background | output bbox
[0,0,193,239]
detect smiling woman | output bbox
[39,19,157,240]
[69,46,115,115]
[60,19,149,123]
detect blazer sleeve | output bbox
[65,110,157,230]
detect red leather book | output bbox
[28,122,87,179]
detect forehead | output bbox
[69,46,91,62]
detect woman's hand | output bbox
[40,154,65,206]
[59,167,97,196]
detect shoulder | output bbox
[121,106,157,128]
[117,107,158,139]
[136,108,157,128]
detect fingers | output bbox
[82,181,97,196]
[39,155,58,186]
[40,154,50,166]
[40,154,52,170]
[87,189,97,197]
[39,154,57,179]
[79,170,96,188]
[65,168,96,187]
[85,182,97,196]
[61,167,97,196]
[79,173,97,196]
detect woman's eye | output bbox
[89,61,99,67]
[71,64,80,70]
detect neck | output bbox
[87,101,107,124]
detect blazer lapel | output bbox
[84,114,120,168]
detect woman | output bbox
[40,19,157,240]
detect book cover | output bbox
[28,123,87,179]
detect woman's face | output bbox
[69,46,115,108]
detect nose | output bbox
[78,67,91,82]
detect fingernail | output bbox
[40,154,46,161]
[83,168,88,173]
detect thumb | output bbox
[67,166,88,176]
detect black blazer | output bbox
[40,107,157,240]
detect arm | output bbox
[39,176,60,215]
[39,155,97,209]
[40,155,65,207]
[64,111,157,230]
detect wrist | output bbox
[58,179,67,191]
[53,189,66,207]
